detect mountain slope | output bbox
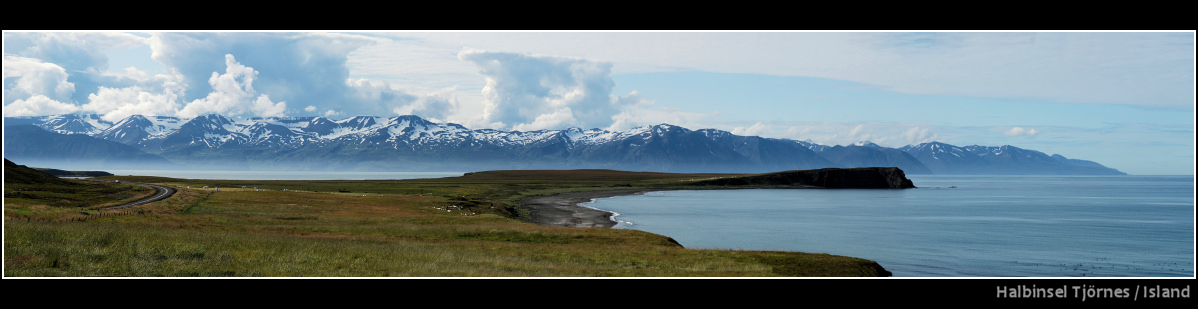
[816,144,933,174]
[900,142,1126,175]
[3,124,177,170]
[5,113,1126,174]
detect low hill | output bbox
[4,158,151,209]
[4,158,75,185]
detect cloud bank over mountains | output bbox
[3,33,435,125]
[2,31,1192,175]
[2,32,657,133]
[457,50,648,131]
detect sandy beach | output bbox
[519,189,661,228]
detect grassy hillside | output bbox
[4,159,154,217]
[5,168,891,277]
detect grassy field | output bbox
[4,169,891,277]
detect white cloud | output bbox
[606,91,656,131]
[407,94,457,122]
[2,95,79,117]
[82,86,181,122]
[512,107,578,132]
[458,50,625,131]
[900,126,939,144]
[345,78,419,117]
[1004,126,1039,137]
[4,32,152,104]
[252,95,286,118]
[732,122,771,136]
[305,105,317,112]
[177,54,286,118]
[2,54,76,104]
[780,122,944,147]
[149,32,379,115]
[3,32,145,73]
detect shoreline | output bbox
[520,189,662,228]
[519,186,818,228]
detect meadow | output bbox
[4,169,891,277]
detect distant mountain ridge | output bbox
[898,142,1125,175]
[3,113,1126,175]
[3,124,177,170]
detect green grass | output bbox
[5,220,886,277]
[5,169,890,277]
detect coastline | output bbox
[519,186,817,228]
[520,189,666,228]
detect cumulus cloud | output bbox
[150,32,380,115]
[458,50,624,131]
[2,95,80,117]
[82,86,181,122]
[3,54,76,104]
[1004,126,1039,137]
[5,32,455,122]
[177,54,286,118]
[4,32,148,104]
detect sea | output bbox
[95,170,1193,277]
[582,175,1195,277]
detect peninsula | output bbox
[5,162,902,277]
[515,167,916,228]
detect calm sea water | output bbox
[102,170,464,180]
[583,175,1195,277]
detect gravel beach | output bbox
[520,189,659,228]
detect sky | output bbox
[2,31,1194,175]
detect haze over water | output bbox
[586,175,1195,277]
[102,170,464,180]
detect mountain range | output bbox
[3,113,1126,175]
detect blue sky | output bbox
[2,31,1194,175]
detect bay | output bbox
[584,175,1195,277]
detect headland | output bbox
[520,167,915,228]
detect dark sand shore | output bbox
[520,189,662,228]
[521,187,820,228]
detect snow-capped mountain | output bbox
[900,142,1125,175]
[97,115,186,146]
[4,113,1126,174]
[5,114,114,135]
[3,124,176,170]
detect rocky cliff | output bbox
[688,167,916,189]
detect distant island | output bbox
[4,113,1125,175]
[32,167,114,178]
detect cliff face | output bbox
[689,167,916,189]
